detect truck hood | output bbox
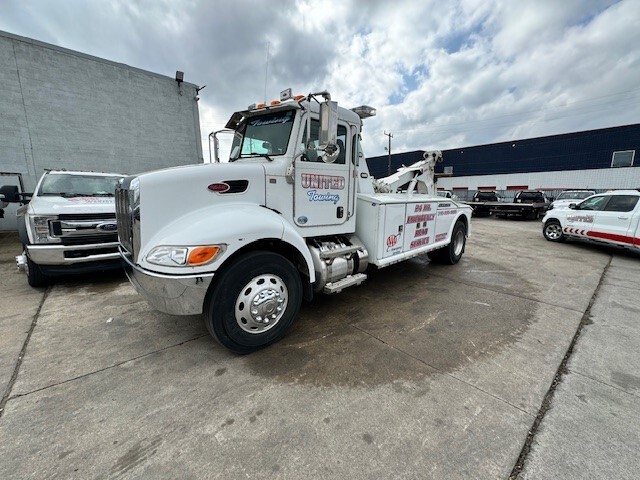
[28,195,115,216]
[550,199,577,209]
[135,162,268,251]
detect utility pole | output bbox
[384,131,393,176]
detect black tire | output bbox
[204,251,303,354]
[427,220,467,265]
[26,255,48,287]
[543,219,565,243]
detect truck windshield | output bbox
[230,110,295,160]
[556,191,593,201]
[38,174,123,197]
[517,192,543,201]
[476,192,497,200]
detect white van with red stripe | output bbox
[542,190,640,249]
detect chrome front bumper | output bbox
[26,242,120,265]
[121,252,214,316]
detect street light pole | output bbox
[384,131,393,176]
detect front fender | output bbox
[138,203,315,282]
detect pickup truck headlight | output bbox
[146,245,225,267]
[29,215,59,243]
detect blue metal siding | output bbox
[366,150,425,178]
[366,124,640,178]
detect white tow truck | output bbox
[2,170,125,287]
[116,90,472,353]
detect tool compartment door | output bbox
[403,201,438,251]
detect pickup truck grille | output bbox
[61,233,118,246]
[50,215,119,245]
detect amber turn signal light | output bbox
[187,246,220,266]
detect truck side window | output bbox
[336,125,347,165]
[351,134,359,165]
[302,120,347,164]
[578,195,608,211]
[602,195,639,212]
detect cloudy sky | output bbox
[1,0,639,158]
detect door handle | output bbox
[618,216,629,220]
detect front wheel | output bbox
[428,220,467,265]
[543,220,565,242]
[26,253,48,288]
[204,251,303,354]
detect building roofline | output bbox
[0,29,199,89]
[451,123,640,152]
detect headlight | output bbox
[29,215,59,243]
[146,245,225,267]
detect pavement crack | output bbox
[350,324,534,417]
[0,286,51,419]
[508,255,613,479]
[6,334,208,403]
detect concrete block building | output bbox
[0,30,203,229]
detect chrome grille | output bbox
[115,185,133,254]
[50,215,119,244]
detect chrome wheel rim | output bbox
[453,229,465,256]
[235,274,288,334]
[546,224,562,240]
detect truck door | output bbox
[294,121,354,227]
[592,194,639,246]
[566,194,606,235]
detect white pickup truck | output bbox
[116,89,472,353]
[3,170,125,286]
[542,190,640,250]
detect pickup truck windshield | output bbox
[475,192,497,200]
[517,192,544,201]
[230,110,295,160]
[38,174,123,197]
[556,191,593,201]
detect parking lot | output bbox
[1,217,639,479]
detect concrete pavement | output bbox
[520,254,640,479]
[0,219,637,479]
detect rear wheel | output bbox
[543,220,565,242]
[204,251,303,354]
[428,220,466,265]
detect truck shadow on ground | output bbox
[244,255,535,389]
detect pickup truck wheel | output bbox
[26,255,48,287]
[543,220,565,242]
[204,251,303,354]
[428,220,466,265]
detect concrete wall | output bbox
[0,30,203,230]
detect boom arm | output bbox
[372,150,442,195]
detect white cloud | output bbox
[0,0,638,159]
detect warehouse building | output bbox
[0,30,203,230]
[367,123,640,199]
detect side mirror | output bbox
[319,101,339,163]
[569,203,577,209]
[0,185,20,203]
